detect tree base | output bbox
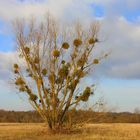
[41,124,81,135]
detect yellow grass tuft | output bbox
[0,123,140,140]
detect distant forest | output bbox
[0,110,140,123]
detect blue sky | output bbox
[0,0,140,112]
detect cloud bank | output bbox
[0,0,140,81]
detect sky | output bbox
[0,0,140,112]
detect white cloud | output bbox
[0,51,17,80]
[0,0,94,22]
[94,17,140,79]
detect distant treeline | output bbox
[0,110,140,123]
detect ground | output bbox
[0,123,140,140]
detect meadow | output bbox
[0,123,140,140]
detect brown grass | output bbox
[0,123,140,140]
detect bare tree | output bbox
[12,15,108,131]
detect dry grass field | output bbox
[0,123,140,140]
